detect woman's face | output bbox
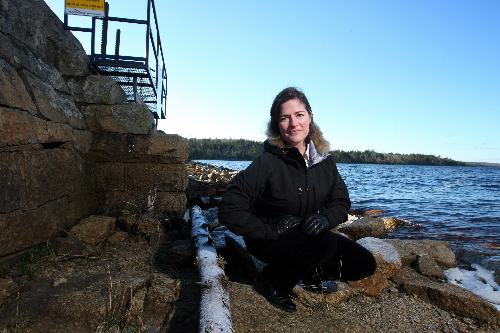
[278,98,312,151]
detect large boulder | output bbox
[24,70,86,129]
[405,280,500,325]
[0,59,37,114]
[390,267,431,286]
[357,237,402,278]
[384,239,457,268]
[414,254,443,278]
[348,267,388,296]
[56,48,90,77]
[92,132,189,164]
[82,103,153,134]
[0,0,86,68]
[68,215,116,245]
[337,217,385,240]
[82,75,128,105]
[0,107,76,148]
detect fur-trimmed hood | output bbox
[265,121,331,155]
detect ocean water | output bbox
[194,160,500,257]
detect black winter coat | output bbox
[218,139,351,242]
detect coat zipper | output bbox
[297,187,303,217]
[305,171,310,216]
[313,185,317,213]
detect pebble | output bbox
[51,277,67,287]
[389,287,399,294]
[143,327,158,333]
[439,310,450,318]
[108,327,120,333]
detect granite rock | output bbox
[338,217,386,240]
[415,254,444,278]
[348,267,388,296]
[357,237,402,278]
[384,239,457,268]
[405,279,500,325]
[68,215,116,245]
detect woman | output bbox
[218,87,377,312]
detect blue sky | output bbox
[46,0,500,163]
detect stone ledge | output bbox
[99,191,187,218]
[82,103,152,134]
[0,107,75,148]
[385,239,457,268]
[125,163,187,192]
[405,279,500,325]
[92,132,189,164]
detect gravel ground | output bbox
[228,280,499,333]
[10,236,500,333]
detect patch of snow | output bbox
[444,264,500,311]
[358,237,401,265]
[347,214,358,222]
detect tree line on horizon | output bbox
[188,138,465,166]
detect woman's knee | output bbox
[365,250,378,277]
[295,230,337,263]
[334,234,378,281]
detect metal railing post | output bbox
[91,17,96,61]
[133,76,138,103]
[100,2,109,55]
[145,0,151,66]
[115,29,121,61]
[156,27,160,89]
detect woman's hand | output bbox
[272,215,302,237]
[301,214,330,235]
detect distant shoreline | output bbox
[188,138,499,167]
[463,162,500,167]
[189,159,500,168]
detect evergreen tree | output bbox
[188,139,465,166]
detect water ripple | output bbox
[196,160,500,256]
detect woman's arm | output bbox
[217,155,279,241]
[318,158,351,229]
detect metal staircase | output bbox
[64,0,166,125]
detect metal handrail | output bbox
[64,0,167,120]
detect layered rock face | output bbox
[0,0,188,259]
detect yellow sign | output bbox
[65,0,105,18]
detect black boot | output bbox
[253,276,296,312]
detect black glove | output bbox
[272,215,302,237]
[301,214,330,236]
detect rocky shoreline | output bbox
[185,161,240,209]
[188,161,500,329]
[0,162,499,332]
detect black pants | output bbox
[246,229,377,296]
